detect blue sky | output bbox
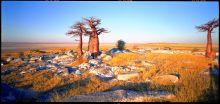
[1,1,219,44]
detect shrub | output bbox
[117,40,126,51]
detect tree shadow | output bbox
[37,77,90,102]
[208,64,219,101]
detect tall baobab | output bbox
[84,17,108,58]
[66,22,88,56]
[196,18,219,59]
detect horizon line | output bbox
[1,41,219,45]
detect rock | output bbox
[1,83,37,102]
[6,57,14,62]
[75,70,82,75]
[123,49,132,53]
[59,89,173,102]
[111,66,130,75]
[10,58,22,63]
[57,68,69,76]
[100,53,107,58]
[155,75,179,83]
[68,67,78,74]
[88,59,102,66]
[151,50,174,54]
[130,60,157,67]
[83,51,93,59]
[103,55,112,61]
[37,65,47,71]
[117,72,140,81]
[20,71,26,74]
[66,50,76,56]
[89,67,105,75]
[27,68,36,73]
[107,48,122,54]
[107,48,132,55]
[40,55,53,61]
[54,55,70,60]
[78,63,91,69]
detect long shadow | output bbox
[37,77,91,102]
[207,64,219,102]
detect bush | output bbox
[117,40,126,51]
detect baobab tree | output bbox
[84,17,109,58]
[196,18,219,59]
[66,22,88,56]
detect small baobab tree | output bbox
[196,18,219,59]
[83,17,109,58]
[66,21,88,56]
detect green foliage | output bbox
[117,40,126,51]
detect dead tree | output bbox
[66,22,88,56]
[196,18,219,59]
[84,17,108,58]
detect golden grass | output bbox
[1,43,219,102]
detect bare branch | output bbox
[196,18,219,32]
[97,28,109,35]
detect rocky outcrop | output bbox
[117,72,140,81]
[58,89,174,102]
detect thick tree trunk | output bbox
[93,33,99,53]
[88,35,93,52]
[78,34,83,56]
[206,30,212,58]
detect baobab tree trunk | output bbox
[88,35,93,52]
[93,34,100,53]
[206,30,212,58]
[78,34,83,56]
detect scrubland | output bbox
[1,43,219,102]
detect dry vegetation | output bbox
[1,43,219,102]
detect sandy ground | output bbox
[1,42,219,53]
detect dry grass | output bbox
[1,43,219,102]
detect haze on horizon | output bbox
[1,1,219,44]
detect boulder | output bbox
[57,68,69,76]
[154,75,179,83]
[10,58,22,63]
[68,67,78,74]
[75,70,82,75]
[83,51,93,59]
[6,57,14,62]
[100,53,107,58]
[107,48,132,55]
[106,48,122,54]
[40,55,53,61]
[1,83,37,102]
[54,55,70,60]
[117,72,140,81]
[89,67,111,75]
[78,63,91,69]
[103,55,112,61]
[66,50,76,56]
[37,65,47,71]
[20,71,26,74]
[58,89,173,102]
[88,59,102,66]
[130,60,157,67]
